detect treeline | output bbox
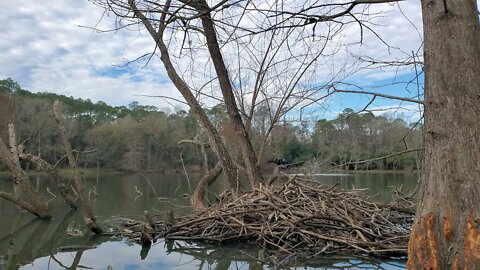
[0,78,422,172]
[256,108,422,171]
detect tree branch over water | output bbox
[332,88,424,105]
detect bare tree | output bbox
[0,126,50,218]
[92,0,252,191]
[262,0,479,267]
[90,0,367,190]
[53,100,103,234]
[90,1,479,265]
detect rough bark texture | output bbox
[0,137,50,218]
[195,5,265,187]
[53,100,102,234]
[8,123,21,202]
[19,153,78,209]
[407,1,480,268]
[128,0,244,192]
[191,162,222,209]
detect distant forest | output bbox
[0,78,422,172]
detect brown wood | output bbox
[0,137,50,218]
[407,0,480,268]
[191,162,222,208]
[195,5,265,187]
[53,100,102,234]
[19,153,78,209]
[8,123,21,203]
[128,0,244,192]
[115,179,414,256]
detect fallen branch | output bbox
[19,153,77,209]
[329,148,424,170]
[0,133,50,218]
[112,179,414,257]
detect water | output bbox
[0,170,417,269]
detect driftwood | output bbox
[8,123,21,201]
[190,162,223,208]
[0,126,50,218]
[19,153,78,209]
[113,179,414,257]
[53,100,102,234]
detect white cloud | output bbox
[0,0,431,112]
[20,240,202,270]
[0,0,181,108]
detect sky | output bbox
[0,0,431,120]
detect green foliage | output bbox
[0,78,21,93]
[0,79,422,172]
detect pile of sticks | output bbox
[115,179,414,256]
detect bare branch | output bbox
[332,88,424,105]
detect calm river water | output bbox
[0,170,417,270]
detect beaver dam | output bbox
[111,178,415,260]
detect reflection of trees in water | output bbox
[0,210,105,270]
[0,172,412,269]
[0,217,405,270]
[162,241,406,270]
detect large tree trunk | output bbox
[407,1,480,268]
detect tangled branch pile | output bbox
[115,179,414,256]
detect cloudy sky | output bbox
[0,0,430,119]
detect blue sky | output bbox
[0,0,431,120]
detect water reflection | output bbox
[16,239,406,270]
[308,171,418,202]
[0,171,414,269]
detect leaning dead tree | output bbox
[126,0,263,190]
[18,153,78,209]
[0,121,77,216]
[0,124,50,218]
[53,100,103,234]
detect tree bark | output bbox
[53,100,102,234]
[8,123,21,203]
[191,162,222,209]
[195,6,265,187]
[128,0,244,193]
[407,1,480,268]
[0,137,50,218]
[19,153,78,209]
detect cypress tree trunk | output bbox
[407,0,480,268]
